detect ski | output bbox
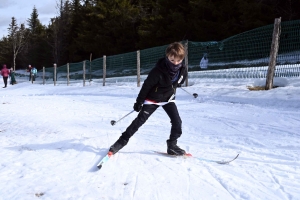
[96,151,113,169]
[154,151,193,158]
[196,154,239,164]
[154,151,239,164]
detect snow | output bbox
[1,75,300,200]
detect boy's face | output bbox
[167,55,183,65]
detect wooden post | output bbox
[83,61,86,87]
[42,66,45,85]
[89,53,92,83]
[184,40,189,87]
[103,55,106,86]
[54,63,57,86]
[265,17,281,90]
[67,63,70,86]
[137,50,140,87]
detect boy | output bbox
[109,42,188,155]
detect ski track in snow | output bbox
[0,78,300,199]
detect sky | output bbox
[0,71,299,199]
[0,0,58,37]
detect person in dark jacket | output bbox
[109,42,188,155]
[27,65,32,81]
[9,68,17,85]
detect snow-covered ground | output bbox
[0,76,299,200]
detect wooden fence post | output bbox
[54,63,57,86]
[83,61,86,87]
[137,50,140,87]
[67,63,70,86]
[184,40,189,87]
[43,66,45,85]
[265,17,281,90]
[89,53,92,83]
[103,55,106,86]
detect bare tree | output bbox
[8,17,29,70]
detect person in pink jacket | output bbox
[1,64,10,88]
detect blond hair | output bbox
[165,42,185,60]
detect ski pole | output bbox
[180,87,198,98]
[110,110,135,126]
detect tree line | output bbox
[0,0,299,71]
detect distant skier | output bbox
[9,68,17,85]
[200,53,208,69]
[1,64,10,88]
[31,66,37,82]
[27,65,32,81]
[109,42,188,156]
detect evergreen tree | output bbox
[138,0,190,48]
[0,37,12,66]
[26,6,50,69]
[274,0,300,20]
[67,0,84,62]
[75,0,140,57]
[46,0,71,66]
[27,6,43,35]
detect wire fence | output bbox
[15,19,300,85]
[15,63,300,86]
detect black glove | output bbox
[133,102,143,112]
[177,84,182,88]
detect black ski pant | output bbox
[120,102,182,142]
[3,77,8,87]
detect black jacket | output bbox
[136,57,187,103]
